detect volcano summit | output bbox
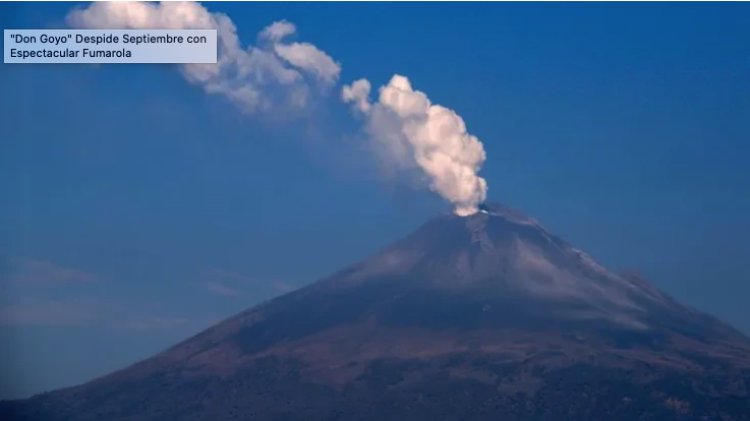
[3,204,750,420]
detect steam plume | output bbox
[67,1,340,114]
[66,2,490,214]
[343,75,488,216]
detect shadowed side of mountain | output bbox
[3,204,750,420]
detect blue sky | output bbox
[1,2,749,399]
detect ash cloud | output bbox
[67,1,340,114]
[343,75,488,216]
[66,1,489,215]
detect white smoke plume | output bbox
[342,75,488,216]
[66,1,340,114]
[66,2,490,214]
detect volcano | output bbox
[4,204,750,420]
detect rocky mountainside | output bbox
[4,204,750,420]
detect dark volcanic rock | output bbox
[3,203,750,420]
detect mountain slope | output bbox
[4,204,750,420]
